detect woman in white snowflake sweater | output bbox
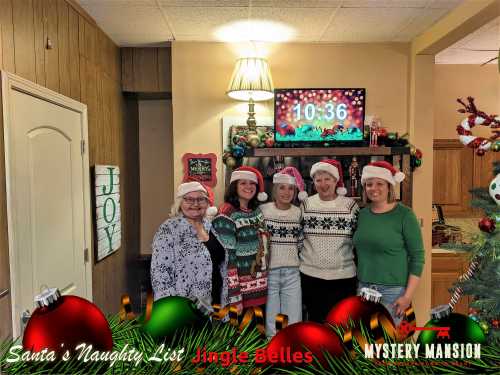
[300,159,359,323]
[260,166,307,337]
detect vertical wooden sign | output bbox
[94,165,121,261]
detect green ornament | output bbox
[140,296,207,341]
[417,312,486,345]
[491,141,500,152]
[479,320,489,334]
[415,159,422,167]
[247,134,260,148]
[388,132,397,140]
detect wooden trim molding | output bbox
[433,139,463,149]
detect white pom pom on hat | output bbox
[230,166,268,202]
[310,159,347,196]
[360,161,405,186]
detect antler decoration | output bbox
[456,97,500,155]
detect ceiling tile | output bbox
[269,0,342,7]
[249,7,336,40]
[79,0,156,6]
[322,7,416,42]
[164,7,249,38]
[159,0,250,6]
[80,4,173,43]
[342,1,428,8]
[427,0,463,9]
[435,48,498,64]
[393,8,449,41]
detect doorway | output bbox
[2,71,92,336]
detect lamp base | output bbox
[246,98,257,132]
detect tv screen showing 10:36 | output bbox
[274,88,365,142]
[292,102,348,122]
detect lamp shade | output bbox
[227,57,274,101]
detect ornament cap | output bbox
[34,287,61,308]
[359,287,382,304]
[431,304,451,320]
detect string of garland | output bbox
[2,314,500,374]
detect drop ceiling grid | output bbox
[75,0,500,64]
[165,7,249,38]
[322,7,419,42]
[85,4,173,44]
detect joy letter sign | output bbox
[94,165,121,261]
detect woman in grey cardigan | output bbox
[151,181,227,307]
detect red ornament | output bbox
[476,148,486,156]
[478,217,496,233]
[265,138,275,148]
[325,294,394,330]
[23,288,113,357]
[492,320,499,328]
[415,149,423,159]
[266,322,343,366]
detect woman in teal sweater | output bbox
[353,161,424,323]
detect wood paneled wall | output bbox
[0,0,140,339]
[122,47,171,92]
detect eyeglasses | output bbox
[183,197,208,205]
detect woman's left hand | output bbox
[393,295,412,317]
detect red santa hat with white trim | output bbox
[361,161,405,186]
[273,166,308,201]
[310,159,347,196]
[230,166,268,202]
[178,180,218,216]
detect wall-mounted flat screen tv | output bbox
[274,88,365,144]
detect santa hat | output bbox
[177,181,218,216]
[273,166,308,201]
[230,166,268,202]
[310,159,347,196]
[361,161,405,186]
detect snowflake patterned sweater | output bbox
[300,194,359,280]
[260,202,302,269]
[212,203,268,310]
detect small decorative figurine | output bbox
[349,157,360,197]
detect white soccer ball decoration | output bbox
[489,174,500,205]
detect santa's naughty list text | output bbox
[6,344,185,367]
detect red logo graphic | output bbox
[398,321,450,339]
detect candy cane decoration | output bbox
[448,257,480,310]
[456,97,500,155]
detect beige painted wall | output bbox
[172,42,411,203]
[139,100,174,255]
[434,64,500,139]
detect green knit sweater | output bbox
[353,203,424,286]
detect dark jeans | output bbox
[300,272,357,323]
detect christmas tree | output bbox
[445,161,500,346]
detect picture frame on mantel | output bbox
[93,165,122,262]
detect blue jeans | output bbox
[266,267,302,337]
[357,281,406,325]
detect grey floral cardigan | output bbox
[150,215,228,306]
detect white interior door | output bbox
[2,71,92,337]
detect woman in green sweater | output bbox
[353,161,424,323]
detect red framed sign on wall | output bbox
[182,153,217,187]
